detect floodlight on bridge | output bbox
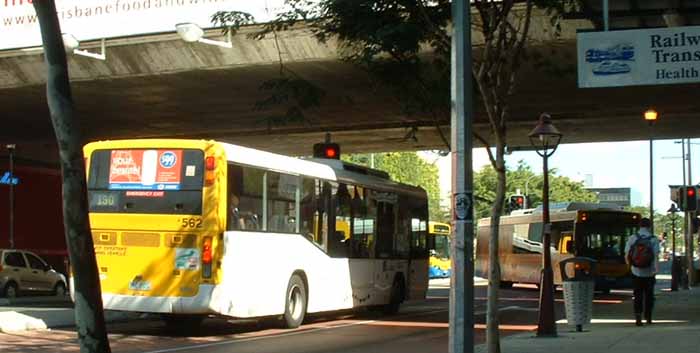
[175,23,232,49]
[61,33,106,61]
[644,108,658,123]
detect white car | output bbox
[0,249,67,298]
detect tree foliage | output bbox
[343,152,448,222]
[625,205,687,243]
[473,160,597,220]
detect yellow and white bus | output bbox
[428,221,451,278]
[81,139,429,329]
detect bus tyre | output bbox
[283,274,307,329]
[3,282,18,298]
[382,277,404,315]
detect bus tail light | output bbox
[579,212,588,222]
[202,236,213,279]
[205,156,216,186]
[574,262,591,273]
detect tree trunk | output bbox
[486,144,506,353]
[33,2,111,352]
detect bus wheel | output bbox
[382,277,405,315]
[283,274,307,329]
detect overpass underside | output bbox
[1,13,700,164]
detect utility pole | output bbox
[449,0,474,352]
[687,139,697,286]
[7,144,15,249]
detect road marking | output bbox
[556,318,688,324]
[142,309,447,353]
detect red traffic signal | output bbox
[508,195,526,212]
[313,143,340,159]
[684,185,698,211]
[514,196,524,205]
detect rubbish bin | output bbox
[559,257,597,332]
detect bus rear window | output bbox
[87,149,204,215]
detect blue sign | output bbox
[0,171,19,185]
[578,25,700,87]
[159,151,177,168]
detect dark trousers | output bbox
[633,276,655,319]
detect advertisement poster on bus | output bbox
[109,149,183,190]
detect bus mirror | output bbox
[427,235,436,250]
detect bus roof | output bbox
[84,138,426,199]
[307,158,427,199]
[477,202,637,227]
[509,202,624,216]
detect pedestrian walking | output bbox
[625,217,660,326]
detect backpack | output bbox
[628,235,654,268]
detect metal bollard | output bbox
[559,257,597,332]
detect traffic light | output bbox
[683,186,698,211]
[313,142,340,159]
[508,195,525,212]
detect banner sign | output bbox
[577,25,700,88]
[109,149,183,190]
[0,0,295,51]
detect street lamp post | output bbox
[529,113,562,337]
[668,203,680,291]
[644,108,657,231]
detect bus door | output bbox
[336,183,375,305]
[374,196,399,302]
[408,199,429,300]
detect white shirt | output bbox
[624,227,660,278]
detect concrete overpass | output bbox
[2,5,700,163]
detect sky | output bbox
[425,138,698,213]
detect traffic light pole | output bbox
[671,213,678,291]
[687,139,697,286]
[449,1,475,352]
[7,144,15,249]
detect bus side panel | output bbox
[474,225,489,279]
[502,224,541,285]
[408,259,428,300]
[212,232,354,318]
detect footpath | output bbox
[476,286,700,353]
[0,296,141,333]
[1,280,697,353]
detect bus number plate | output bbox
[179,218,203,228]
[89,191,120,211]
[129,279,151,291]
